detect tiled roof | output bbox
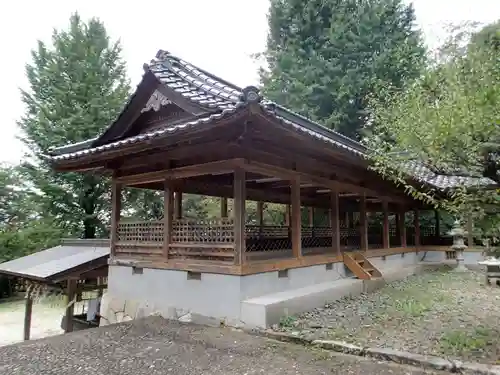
[47,49,497,191]
[403,160,496,190]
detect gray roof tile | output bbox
[47,49,497,192]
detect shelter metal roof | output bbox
[0,239,109,282]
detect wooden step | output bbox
[343,252,382,280]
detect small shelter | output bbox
[0,239,109,340]
[42,50,495,327]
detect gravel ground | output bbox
[0,316,447,375]
[273,268,500,364]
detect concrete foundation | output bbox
[99,251,431,328]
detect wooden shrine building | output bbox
[45,50,495,328]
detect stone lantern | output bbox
[449,220,468,272]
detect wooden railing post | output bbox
[330,190,340,255]
[257,201,264,238]
[291,178,302,258]
[360,195,368,251]
[110,179,122,257]
[233,168,246,265]
[163,180,174,259]
[382,201,390,249]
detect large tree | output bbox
[366,22,500,239]
[260,0,426,138]
[18,13,130,238]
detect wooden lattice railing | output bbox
[115,220,447,261]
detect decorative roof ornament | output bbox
[241,86,261,104]
[142,90,172,113]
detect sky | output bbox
[0,0,499,165]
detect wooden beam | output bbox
[221,197,228,218]
[110,179,122,257]
[399,209,407,247]
[174,191,183,219]
[117,159,243,185]
[360,195,368,251]
[64,279,77,333]
[233,168,246,265]
[291,178,302,258]
[163,180,174,259]
[308,207,314,227]
[414,209,421,247]
[330,190,340,255]
[239,159,409,204]
[23,292,33,341]
[382,201,390,249]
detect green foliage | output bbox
[366,22,500,239]
[17,13,130,238]
[260,0,426,138]
[439,327,494,355]
[0,164,65,264]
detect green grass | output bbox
[439,327,495,355]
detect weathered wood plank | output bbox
[291,178,302,258]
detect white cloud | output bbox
[0,0,498,165]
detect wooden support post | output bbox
[414,210,421,247]
[348,211,354,228]
[174,192,183,220]
[291,178,302,258]
[257,201,264,227]
[285,204,291,226]
[330,190,340,255]
[221,197,228,218]
[467,215,474,247]
[163,180,174,259]
[308,207,314,227]
[233,168,246,265]
[382,201,390,249]
[399,209,407,247]
[23,290,33,341]
[360,195,368,251]
[110,180,122,257]
[64,279,77,333]
[434,210,440,242]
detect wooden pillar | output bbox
[382,201,390,249]
[284,204,291,226]
[360,195,368,251]
[414,209,421,247]
[110,180,122,257]
[399,209,407,247]
[221,197,228,218]
[308,207,314,227]
[174,192,183,220]
[330,191,340,255]
[23,290,33,341]
[467,215,474,247]
[257,201,264,227]
[233,168,246,265]
[291,178,302,258]
[64,279,77,333]
[434,210,440,242]
[163,180,174,259]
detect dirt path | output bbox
[0,299,65,346]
